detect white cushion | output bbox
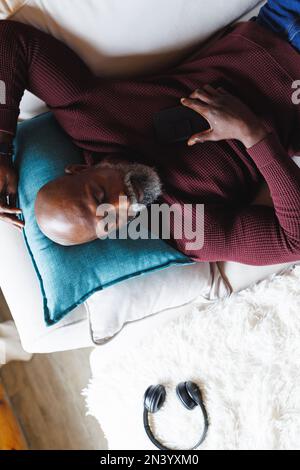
[221,261,297,293]
[88,263,229,344]
[14,0,262,75]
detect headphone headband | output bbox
[143,381,209,451]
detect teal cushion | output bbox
[14,113,192,326]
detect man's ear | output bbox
[65,164,89,175]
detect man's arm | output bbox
[0,20,94,229]
[170,133,300,265]
[170,84,300,265]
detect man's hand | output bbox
[0,156,24,230]
[181,85,268,149]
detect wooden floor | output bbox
[0,383,27,450]
[0,291,107,450]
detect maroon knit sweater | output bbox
[1,19,300,265]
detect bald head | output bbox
[35,160,162,246]
[35,175,97,246]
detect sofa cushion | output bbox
[13,0,262,75]
[15,112,193,326]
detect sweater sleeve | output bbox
[0,20,94,137]
[247,132,300,245]
[0,21,22,135]
[166,133,300,265]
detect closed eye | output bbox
[94,188,106,205]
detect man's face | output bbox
[35,158,162,246]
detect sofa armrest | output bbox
[0,222,92,353]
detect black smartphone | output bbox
[154,105,211,144]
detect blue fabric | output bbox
[14,113,192,326]
[257,0,300,52]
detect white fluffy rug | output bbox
[85,266,300,450]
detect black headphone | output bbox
[143,381,209,450]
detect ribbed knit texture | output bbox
[1,19,300,265]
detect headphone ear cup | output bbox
[186,381,203,405]
[176,382,198,410]
[144,385,166,413]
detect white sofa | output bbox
[1,0,296,354]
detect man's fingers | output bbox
[10,221,24,231]
[187,129,214,146]
[217,86,228,95]
[190,85,222,102]
[203,84,219,96]
[2,214,24,229]
[189,89,214,104]
[11,221,24,231]
[0,213,25,230]
[0,189,7,204]
[7,193,17,208]
[181,98,209,116]
[0,204,22,215]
